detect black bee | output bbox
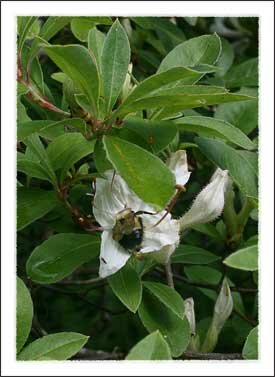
[112,208,152,252]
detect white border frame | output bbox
[1,1,274,376]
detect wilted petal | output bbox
[99,231,130,278]
[179,168,229,230]
[166,150,191,186]
[140,212,180,261]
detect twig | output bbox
[165,262,174,289]
[156,268,258,294]
[57,277,104,285]
[41,285,126,315]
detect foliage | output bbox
[17,16,258,361]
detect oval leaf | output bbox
[126,331,171,360]
[175,116,256,150]
[26,233,100,284]
[138,290,190,357]
[17,332,88,360]
[103,136,175,210]
[158,34,221,73]
[223,245,258,271]
[121,117,178,153]
[42,44,99,116]
[195,136,258,200]
[17,188,58,231]
[47,133,95,181]
[71,17,111,42]
[108,264,142,313]
[101,19,130,113]
[242,326,258,359]
[143,281,185,319]
[17,118,86,141]
[215,87,258,135]
[171,244,221,264]
[16,277,33,353]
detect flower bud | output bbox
[179,168,229,230]
[212,278,233,332]
[166,150,191,187]
[184,297,196,335]
[201,278,233,352]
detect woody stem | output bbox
[165,262,174,289]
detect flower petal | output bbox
[140,212,180,254]
[99,231,131,278]
[93,174,124,228]
[166,150,191,186]
[93,170,155,228]
[179,168,229,230]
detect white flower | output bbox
[93,171,180,278]
[93,150,229,278]
[179,168,229,230]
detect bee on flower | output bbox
[92,150,229,278]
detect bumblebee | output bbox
[112,208,145,252]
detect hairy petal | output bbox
[179,168,229,230]
[99,230,130,278]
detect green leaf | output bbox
[24,134,57,185]
[17,332,88,361]
[175,116,256,150]
[120,116,178,153]
[117,85,254,119]
[138,290,190,357]
[215,37,234,77]
[47,133,95,181]
[242,326,258,359]
[17,188,58,230]
[93,139,113,174]
[191,223,224,240]
[115,67,203,118]
[42,44,99,116]
[103,136,175,210]
[223,245,258,271]
[26,233,100,284]
[195,137,258,199]
[17,16,38,51]
[101,19,130,113]
[224,58,258,88]
[17,152,53,182]
[126,331,171,360]
[88,27,105,74]
[214,88,258,135]
[17,97,31,122]
[108,264,142,313]
[171,244,221,264]
[158,34,221,73]
[131,17,186,47]
[184,266,222,285]
[17,118,86,140]
[16,277,33,353]
[28,17,72,64]
[71,17,112,42]
[143,281,185,319]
